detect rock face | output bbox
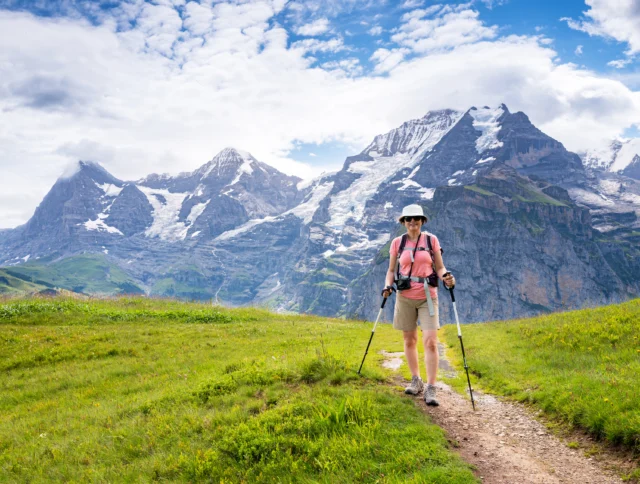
[2,107,639,323]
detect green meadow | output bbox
[0,298,476,483]
[442,299,640,456]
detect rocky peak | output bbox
[62,160,123,187]
[581,138,640,178]
[362,109,463,159]
[196,147,258,182]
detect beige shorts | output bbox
[393,293,439,331]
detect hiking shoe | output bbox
[404,376,424,395]
[424,384,439,406]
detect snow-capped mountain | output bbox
[2,105,639,323]
[581,138,640,179]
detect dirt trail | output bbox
[382,346,630,484]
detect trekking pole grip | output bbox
[381,296,388,309]
[443,272,455,302]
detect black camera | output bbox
[427,273,439,288]
[396,276,412,291]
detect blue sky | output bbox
[0,0,639,227]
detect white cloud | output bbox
[295,17,330,36]
[608,58,633,69]
[393,6,498,53]
[401,0,424,8]
[575,45,583,55]
[291,37,346,54]
[368,25,383,36]
[563,0,640,55]
[0,4,640,228]
[321,58,363,76]
[370,47,410,73]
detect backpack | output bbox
[395,232,443,288]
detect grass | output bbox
[4,254,144,295]
[0,270,50,296]
[441,299,640,454]
[464,185,495,197]
[0,297,477,483]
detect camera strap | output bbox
[396,233,422,282]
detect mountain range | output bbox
[1,104,639,323]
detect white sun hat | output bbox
[398,204,427,223]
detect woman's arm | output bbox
[434,249,455,288]
[382,253,397,297]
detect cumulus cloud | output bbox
[295,17,330,36]
[368,25,383,36]
[392,5,498,53]
[563,0,640,55]
[370,47,410,73]
[0,2,640,228]
[608,58,633,69]
[575,45,583,56]
[401,0,424,8]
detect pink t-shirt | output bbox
[390,232,442,300]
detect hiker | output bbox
[381,204,455,406]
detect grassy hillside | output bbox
[0,269,50,296]
[442,299,640,455]
[0,297,476,483]
[2,254,144,296]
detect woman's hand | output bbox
[443,272,455,288]
[381,285,395,298]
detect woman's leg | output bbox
[422,330,439,385]
[403,329,420,377]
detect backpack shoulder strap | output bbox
[396,234,407,280]
[398,233,408,253]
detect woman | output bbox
[381,204,455,406]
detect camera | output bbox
[396,276,412,291]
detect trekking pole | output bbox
[357,295,389,375]
[444,273,476,411]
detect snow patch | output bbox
[448,178,458,186]
[288,181,334,224]
[599,179,621,195]
[137,186,190,242]
[335,233,390,253]
[215,216,277,242]
[476,157,495,165]
[384,202,393,209]
[84,213,124,235]
[229,156,255,186]
[328,154,417,230]
[568,188,616,208]
[469,106,504,153]
[322,250,335,258]
[611,139,640,172]
[621,192,640,206]
[420,188,435,200]
[22,255,30,263]
[96,182,123,197]
[187,200,209,226]
[398,179,422,190]
[452,170,465,176]
[191,231,201,238]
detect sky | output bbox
[0,0,639,228]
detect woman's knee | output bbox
[424,334,438,351]
[403,331,418,348]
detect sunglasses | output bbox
[402,216,423,222]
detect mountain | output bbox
[1,106,639,323]
[581,138,640,180]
